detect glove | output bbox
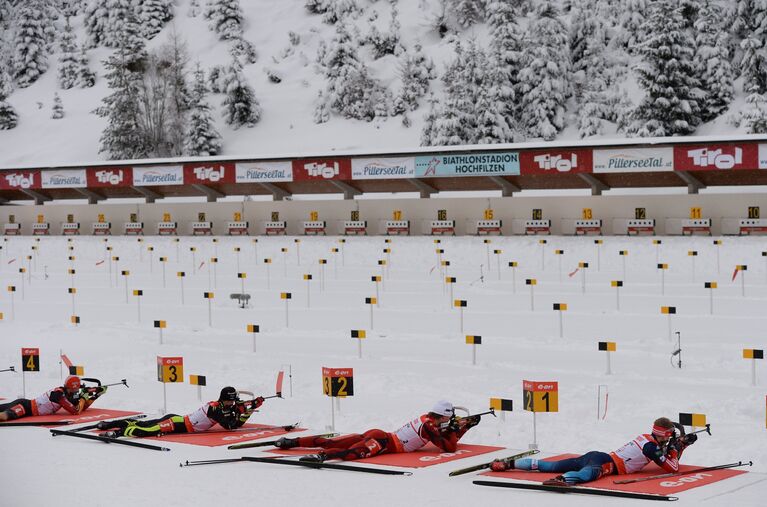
[446,416,460,432]
[681,433,697,446]
[252,396,265,410]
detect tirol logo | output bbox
[193,165,225,182]
[305,161,339,179]
[96,170,124,185]
[533,153,578,172]
[687,147,741,169]
[5,173,35,188]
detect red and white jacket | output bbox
[610,433,683,475]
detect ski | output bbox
[227,432,338,450]
[156,422,301,439]
[0,420,72,427]
[614,461,753,484]
[66,414,148,433]
[473,480,678,501]
[49,428,171,451]
[449,449,540,477]
[241,456,412,475]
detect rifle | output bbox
[0,366,15,373]
[78,379,129,398]
[669,424,711,449]
[440,408,496,431]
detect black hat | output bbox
[219,386,238,402]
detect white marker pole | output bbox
[661,269,665,296]
[530,412,538,450]
[459,306,464,334]
[741,270,746,297]
[370,304,374,330]
[559,310,564,338]
[136,294,141,323]
[530,285,535,311]
[285,298,290,328]
[375,281,380,307]
[751,358,757,386]
[581,268,586,294]
[358,337,362,359]
[606,350,612,375]
[615,285,620,311]
[709,287,714,315]
[207,297,212,327]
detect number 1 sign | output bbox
[523,380,558,450]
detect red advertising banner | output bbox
[291,158,352,181]
[86,167,133,188]
[183,162,236,184]
[0,170,41,190]
[674,143,758,171]
[520,149,593,175]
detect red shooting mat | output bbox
[142,423,307,447]
[0,408,141,426]
[480,453,747,495]
[269,442,504,468]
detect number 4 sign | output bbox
[523,380,558,450]
[21,348,40,398]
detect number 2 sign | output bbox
[157,356,184,383]
[322,367,353,397]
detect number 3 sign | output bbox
[322,367,353,397]
[157,356,184,383]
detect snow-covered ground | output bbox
[0,234,766,506]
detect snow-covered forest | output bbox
[0,0,766,166]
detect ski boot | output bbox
[99,430,120,439]
[298,452,327,463]
[542,475,570,487]
[274,436,299,449]
[490,458,515,472]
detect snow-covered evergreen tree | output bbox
[85,0,141,49]
[0,67,18,130]
[449,0,485,28]
[163,32,192,155]
[221,57,261,128]
[316,24,384,121]
[75,44,96,88]
[517,2,570,140]
[139,0,174,40]
[740,36,767,95]
[739,91,767,133]
[694,1,733,122]
[305,0,330,15]
[13,2,49,88]
[184,63,222,155]
[393,43,435,114]
[629,0,701,136]
[366,5,402,59]
[487,0,522,136]
[570,0,607,97]
[577,31,611,138]
[51,92,64,119]
[419,94,439,145]
[93,34,147,159]
[321,0,359,25]
[732,0,767,39]
[208,65,226,93]
[432,39,497,145]
[614,0,647,53]
[57,18,79,90]
[205,0,244,40]
[188,0,201,17]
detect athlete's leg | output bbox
[122,415,186,438]
[0,399,33,421]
